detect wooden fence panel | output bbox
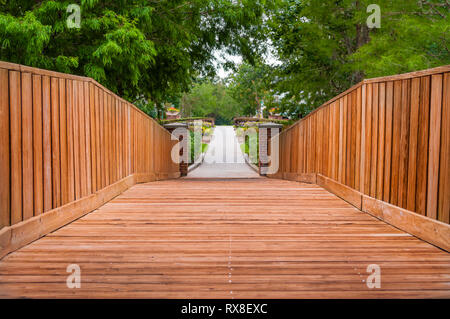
[271,66,450,227]
[0,61,180,232]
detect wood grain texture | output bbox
[427,74,443,219]
[9,71,22,225]
[0,178,448,299]
[0,69,10,227]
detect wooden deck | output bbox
[0,178,449,298]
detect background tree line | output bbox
[1,0,448,121]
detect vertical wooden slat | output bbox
[438,72,450,223]
[359,84,366,192]
[363,84,372,195]
[10,71,23,224]
[42,76,52,213]
[390,80,402,206]
[59,79,68,205]
[398,79,411,208]
[78,81,87,198]
[84,82,92,195]
[95,86,102,190]
[89,83,97,192]
[370,83,378,197]
[376,83,386,200]
[99,90,105,188]
[338,98,345,183]
[426,74,443,219]
[355,88,362,191]
[345,94,352,187]
[66,80,75,203]
[383,81,394,203]
[350,91,357,189]
[73,81,81,200]
[51,77,61,208]
[0,69,11,227]
[406,78,420,211]
[10,71,22,224]
[105,93,110,186]
[21,73,34,220]
[416,76,431,215]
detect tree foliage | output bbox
[180,81,241,125]
[266,0,449,117]
[0,0,272,117]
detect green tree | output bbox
[180,81,241,124]
[0,0,273,118]
[267,0,449,117]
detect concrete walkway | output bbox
[188,126,260,178]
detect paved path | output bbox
[188,126,260,178]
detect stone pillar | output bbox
[164,122,189,177]
[257,122,283,176]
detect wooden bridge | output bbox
[0,61,449,298]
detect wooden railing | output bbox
[269,66,450,250]
[0,61,179,257]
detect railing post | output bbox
[164,122,189,177]
[258,122,283,176]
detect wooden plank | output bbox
[333,102,339,181]
[0,69,10,227]
[376,83,386,200]
[426,74,443,219]
[345,94,352,187]
[338,98,345,183]
[3,177,447,298]
[416,77,431,216]
[317,174,362,210]
[406,78,420,211]
[350,91,357,189]
[355,88,362,191]
[51,77,61,208]
[84,82,92,195]
[9,71,22,224]
[21,73,34,221]
[363,84,372,195]
[78,81,87,198]
[89,83,97,192]
[59,79,68,205]
[390,81,402,206]
[104,92,110,186]
[359,84,366,192]
[370,83,379,197]
[73,81,81,199]
[42,76,52,212]
[383,82,394,203]
[397,79,411,208]
[362,195,450,251]
[66,80,75,203]
[95,86,102,190]
[438,73,449,223]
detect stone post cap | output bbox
[163,122,188,130]
[257,122,283,129]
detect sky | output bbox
[213,41,281,79]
